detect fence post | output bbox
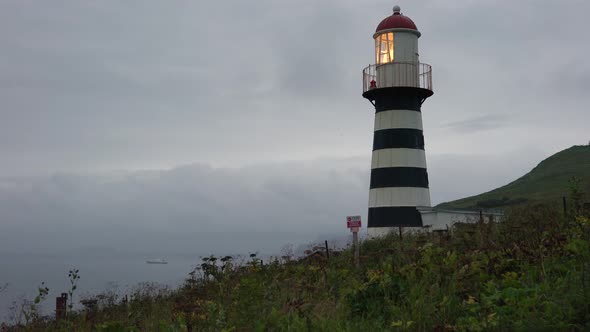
[56,293,68,321]
[353,232,359,267]
[324,240,330,260]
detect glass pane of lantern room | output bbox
[375,38,380,64]
[375,35,384,64]
[375,33,394,64]
[387,33,394,63]
[380,34,388,64]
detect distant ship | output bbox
[146,258,168,264]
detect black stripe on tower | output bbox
[370,167,429,189]
[373,129,424,150]
[372,87,425,113]
[368,207,423,227]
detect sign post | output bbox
[346,215,362,267]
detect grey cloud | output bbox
[1,0,588,176]
[442,114,510,133]
[0,0,588,258]
[0,149,548,254]
[0,159,368,255]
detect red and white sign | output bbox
[346,215,362,229]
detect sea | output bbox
[0,251,203,323]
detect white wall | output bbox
[420,208,504,230]
[393,31,419,63]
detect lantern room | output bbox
[363,6,432,98]
[374,5,420,65]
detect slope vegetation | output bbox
[9,204,590,331]
[438,145,590,210]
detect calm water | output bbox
[0,252,202,323]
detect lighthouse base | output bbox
[366,207,505,238]
[367,205,425,238]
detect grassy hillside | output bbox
[7,203,590,331]
[437,145,590,210]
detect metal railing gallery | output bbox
[362,62,433,93]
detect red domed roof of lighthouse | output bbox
[375,5,418,32]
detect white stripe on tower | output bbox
[368,187,431,207]
[371,148,427,169]
[374,109,423,131]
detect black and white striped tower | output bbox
[362,5,434,237]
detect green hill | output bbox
[437,145,590,210]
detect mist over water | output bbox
[0,231,349,323]
[0,229,340,322]
[0,251,193,322]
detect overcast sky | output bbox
[0,0,589,253]
[1,0,588,175]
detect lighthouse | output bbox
[362,6,434,236]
